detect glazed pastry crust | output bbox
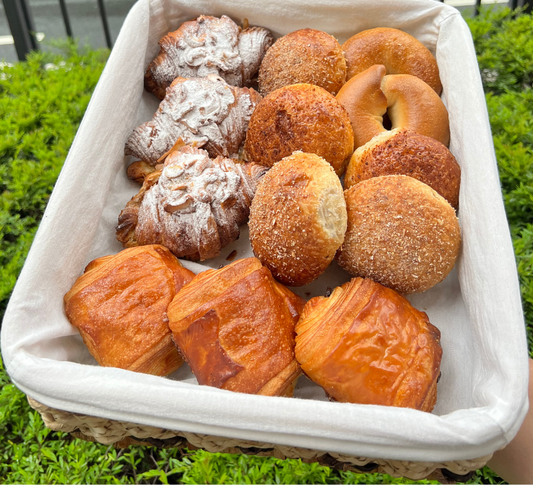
[116,146,267,261]
[343,27,442,94]
[145,15,273,99]
[345,128,461,209]
[244,83,354,175]
[336,65,449,150]
[337,175,461,294]
[258,28,346,96]
[64,245,195,376]
[249,152,347,286]
[167,258,305,395]
[295,277,442,411]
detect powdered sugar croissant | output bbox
[145,15,273,100]
[125,75,262,165]
[117,146,268,260]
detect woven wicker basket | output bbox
[28,397,492,483]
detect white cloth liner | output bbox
[1,0,530,462]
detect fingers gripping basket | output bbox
[2,0,529,480]
[28,397,492,481]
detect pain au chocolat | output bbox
[295,277,442,411]
[167,257,305,396]
[64,245,195,376]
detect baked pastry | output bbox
[337,175,461,294]
[336,65,449,150]
[244,84,354,175]
[63,245,195,376]
[249,152,347,286]
[258,28,346,96]
[295,277,442,411]
[116,145,267,261]
[345,128,461,210]
[145,15,273,99]
[167,257,306,396]
[125,75,262,165]
[343,27,442,94]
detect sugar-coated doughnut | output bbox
[295,277,442,411]
[336,65,450,150]
[258,28,346,96]
[245,84,354,176]
[249,152,347,286]
[337,175,460,294]
[343,27,442,94]
[345,128,461,210]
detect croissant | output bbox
[125,75,262,165]
[63,245,195,376]
[145,15,273,100]
[116,146,268,261]
[295,277,442,411]
[167,257,306,396]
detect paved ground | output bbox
[0,0,510,63]
[1,0,136,62]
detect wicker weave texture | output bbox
[28,397,492,481]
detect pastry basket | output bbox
[28,397,492,481]
[1,0,529,480]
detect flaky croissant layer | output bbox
[295,277,442,411]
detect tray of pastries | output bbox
[1,0,529,464]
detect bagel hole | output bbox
[382,112,392,131]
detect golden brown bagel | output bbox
[337,175,460,294]
[249,152,347,286]
[244,84,354,176]
[336,65,450,150]
[258,28,346,96]
[343,27,442,94]
[295,277,442,411]
[345,128,461,210]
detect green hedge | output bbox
[1,8,532,483]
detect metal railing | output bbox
[1,0,532,62]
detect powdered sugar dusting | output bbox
[146,15,272,95]
[125,75,260,164]
[135,146,267,260]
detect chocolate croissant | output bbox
[64,245,195,376]
[116,146,268,261]
[125,75,262,165]
[145,15,273,100]
[167,257,305,396]
[295,277,442,411]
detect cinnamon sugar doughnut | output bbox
[345,128,461,210]
[337,175,460,294]
[343,27,442,94]
[249,152,347,286]
[336,65,449,150]
[244,84,354,176]
[258,28,346,96]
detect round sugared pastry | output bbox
[64,245,195,376]
[258,28,346,96]
[336,65,449,150]
[343,27,442,94]
[295,277,442,411]
[344,128,461,210]
[244,84,354,176]
[337,175,460,294]
[249,152,347,286]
